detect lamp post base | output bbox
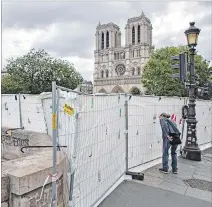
[182,147,201,161]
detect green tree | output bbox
[131,87,141,95]
[142,46,211,97]
[197,66,212,100]
[1,74,24,94]
[2,49,83,94]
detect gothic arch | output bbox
[130,61,138,68]
[120,51,125,59]
[115,31,118,47]
[101,32,104,49]
[132,26,135,45]
[106,70,109,78]
[116,52,119,60]
[137,67,141,75]
[99,88,107,93]
[138,25,140,43]
[132,68,135,75]
[106,31,109,48]
[112,85,124,93]
[101,71,104,78]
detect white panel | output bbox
[2,92,212,207]
[1,94,46,133]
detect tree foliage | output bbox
[1,74,24,94]
[2,49,83,94]
[131,87,141,95]
[142,46,211,98]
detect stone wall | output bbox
[10,176,64,207]
[2,150,68,207]
[1,128,69,207]
[1,127,52,160]
[1,173,9,207]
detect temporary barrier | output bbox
[2,84,211,207]
[52,82,126,207]
[51,82,211,206]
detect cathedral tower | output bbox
[125,11,152,47]
[93,12,153,94]
[94,22,122,81]
[95,22,121,50]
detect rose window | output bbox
[115,64,126,75]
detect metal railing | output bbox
[51,81,212,207]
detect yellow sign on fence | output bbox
[52,113,57,129]
[64,104,74,116]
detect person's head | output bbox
[159,112,170,119]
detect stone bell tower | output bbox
[93,12,153,94]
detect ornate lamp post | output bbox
[182,22,201,161]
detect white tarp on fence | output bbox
[128,96,186,168]
[2,93,212,207]
[54,90,126,207]
[1,94,46,133]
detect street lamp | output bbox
[182,22,201,161]
[185,22,200,47]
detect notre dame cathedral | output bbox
[93,12,153,94]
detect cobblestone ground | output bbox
[183,147,212,192]
[99,147,212,207]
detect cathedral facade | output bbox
[93,12,153,94]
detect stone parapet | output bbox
[1,127,52,160]
[1,128,69,207]
[1,173,9,202]
[2,150,68,207]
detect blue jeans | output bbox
[162,137,178,170]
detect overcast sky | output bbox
[2,1,212,81]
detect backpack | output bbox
[167,119,182,145]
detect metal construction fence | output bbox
[128,96,186,169]
[50,82,212,207]
[52,83,127,207]
[1,94,47,132]
[1,83,212,207]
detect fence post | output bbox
[56,89,60,143]
[52,81,57,207]
[69,102,79,202]
[18,93,23,128]
[125,94,129,173]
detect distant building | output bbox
[93,12,153,94]
[79,81,93,94]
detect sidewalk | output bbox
[99,147,212,207]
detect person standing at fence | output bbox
[159,113,179,174]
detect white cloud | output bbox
[151,2,211,61]
[62,56,94,81]
[2,1,212,80]
[2,28,39,67]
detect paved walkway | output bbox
[99,148,212,207]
